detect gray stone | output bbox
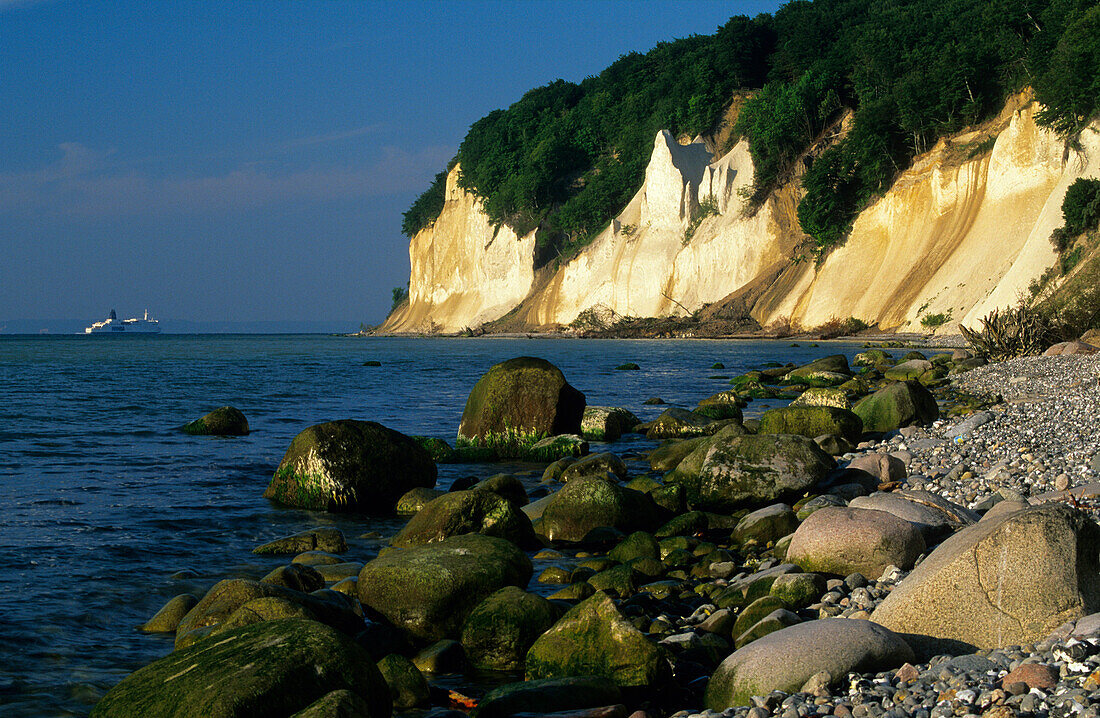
[786,507,925,577]
[849,491,977,540]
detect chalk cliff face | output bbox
[384,95,1099,334]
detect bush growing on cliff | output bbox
[402,171,448,237]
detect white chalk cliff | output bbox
[383,93,1100,334]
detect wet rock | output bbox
[391,489,536,548]
[608,531,660,564]
[646,408,715,439]
[396,487,446,515]
[758,406,862,445]
[704,619,914,710]
[883,360,934,381]
[460,587,558,670]
[474,677,622,718]
[526,593,669,689]
[261,563,326,593]
[648,437,708,472]
[264,420,436,513]
[457,357,586,449]
[357,534,532,642]
[92,619,390,718]
[181,406,249,436]
[853,381,939,433]
[769,572,827,609]
[140,594,198,634]
[582,407,641,442]
[561,453,629,483]
[413,639,468,673]
[376,654,429,709]
[290,689,375,718]
[540,476,659,543]
[253,527,348,555]
[732,504,799,546]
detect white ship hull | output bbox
[84,309,161,334]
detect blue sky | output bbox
[0,0,781,331]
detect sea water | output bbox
[0,334,872,717]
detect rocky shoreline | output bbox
[92,345,1100,718]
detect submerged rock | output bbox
[181,406,249,436]
[253,527,348,555]
[263,420,436,513]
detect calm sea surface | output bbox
[0,334,872,717]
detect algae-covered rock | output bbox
[540,476,659,543]
[457,357,586,453]
[473,473,529,508]
[608,531,661,564]
[182,406,249,436]
[884,359,933,381]
[582,406,641,442]
[666,433,835,512]
[395,487,446,515]
[694,391,745,422]
[474,677,622,718]
[261,563,325,593]
[560,452,628,483]
[291,689,375,718]
[376,654,428,709]
[263,420,436,513]
[648,437,708,472]
[460,586,558,670]
[140,594,198,633]
[854,350,891,366]
[92,619,390,718]
[647,408,715,439]
[790,387,851,410]
[525,592,669,688]
[390,489,536,548]
[853,381,939,432]
[732,504,799,547]
[526,434,589,462]
[357,533,532,642]
[253,527,348,555]
[758,406,862,445]
[411,436,457,463]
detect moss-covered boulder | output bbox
[91,619,390,718]
[457,357,586,453]
[261,563,325,593]
[695,390,745,422]
[411,436,457,463]
[181,405,250,436]
[291,689,375,718]
[391,489,536,548]
[646,408,715,439]
[140,594,198,633]
[263,420,436,513]
[357,534,532,642]
[884,359,933,381]
[376,654,428,709]
[758,406,863,445]
[525,434,589,462]
[853,350,891,366]
[560,452,628,483]
[582,406,641,442]
[539,476,659,543]
[460,587,558,670]
[395,487,445,515]
[253,527,348,555]
[732,504,799,547]
[853,380,939,432]
[474,677,622,718]
[648,437,708,472]
[473,473,529,508]
[608,531,660,564]
[666,433,835,512]
[525,592,669,689]
[790,387,851,410]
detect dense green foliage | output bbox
[405,0,1100,256]
[1062,178,1100,234]
[401,171,448,238]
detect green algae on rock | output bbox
[460,586,558,670]
[758,405,863,445]
[853,380,939,432]
[389,489,536,548]
[181,405,249,436]
[539,475,660,543]
[263,419,436,513]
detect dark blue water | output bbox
[0,334,870,717]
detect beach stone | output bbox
[666,432,835,512]
[391,489,536,548]
[873,503,1100,656]
[944,411,994,438]
[543,457,578,483]
[262,563,326,593]
[1002,663,1058,690]
[253,527,348,555]
[790,387,850,410]
[854,350,891,366]
[396,487,446,515]
[1044,341,1099,356]
[786,355,851,381]
[460,587,558,670]
[694,391,745,422]
[814,434,855,456]
[140,594,198,633]
[853,381,939,432]
[181,405,249,436]
[357,533,532,642]
[734,608,801,648]
[475,677,622,718]
[549,583,596,601]
[648,437,708,472]
[539,476,659,543]
[582,407,642,442]
[732,596,789,639]
[846,453,906,485]
[884,360,933,381]
[849,490,977,540]
[608,531,660,564]
[457,357,586,447]
[758,406,862,445]
[561,453,629,483]
[376,654,429,709]
[786,507,925,577]
[290,689,374,718]
[264,420,436,513]
[526,592,669,688]
[473,473,529,508]
[91,618,390,718]
[413,640,468,673]
[769,572,827,609]
[704,619,914,710]
[732,504,799,546]
[646,408,715,439]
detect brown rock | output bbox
[1001,663,1058,690]
[786,507,925,578]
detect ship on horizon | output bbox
[84,309,161,334]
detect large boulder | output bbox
[253,527,347,555]
[790,387,851,410]
[182,406,250,436]
[704,619,914,710]
[786,506,925,578]
[758,406,862,445]
[525,592,669,689]
[694,391,745,422]
[872,504,1100,656]
[539,476,660,543]
[390,490,536,548]
[560,453,629,483]
[785,355,851,381]
[357,534,532,642]
[91,619,391,718]
[646,408,715,439]
[883,359,934,381]
[457,357,586,449]
[460,587,558,670]
[665,432,835,512]
[263,420,436,513]
[582,406,641,442]
[853,381,938,433]
[849,490,978,541]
